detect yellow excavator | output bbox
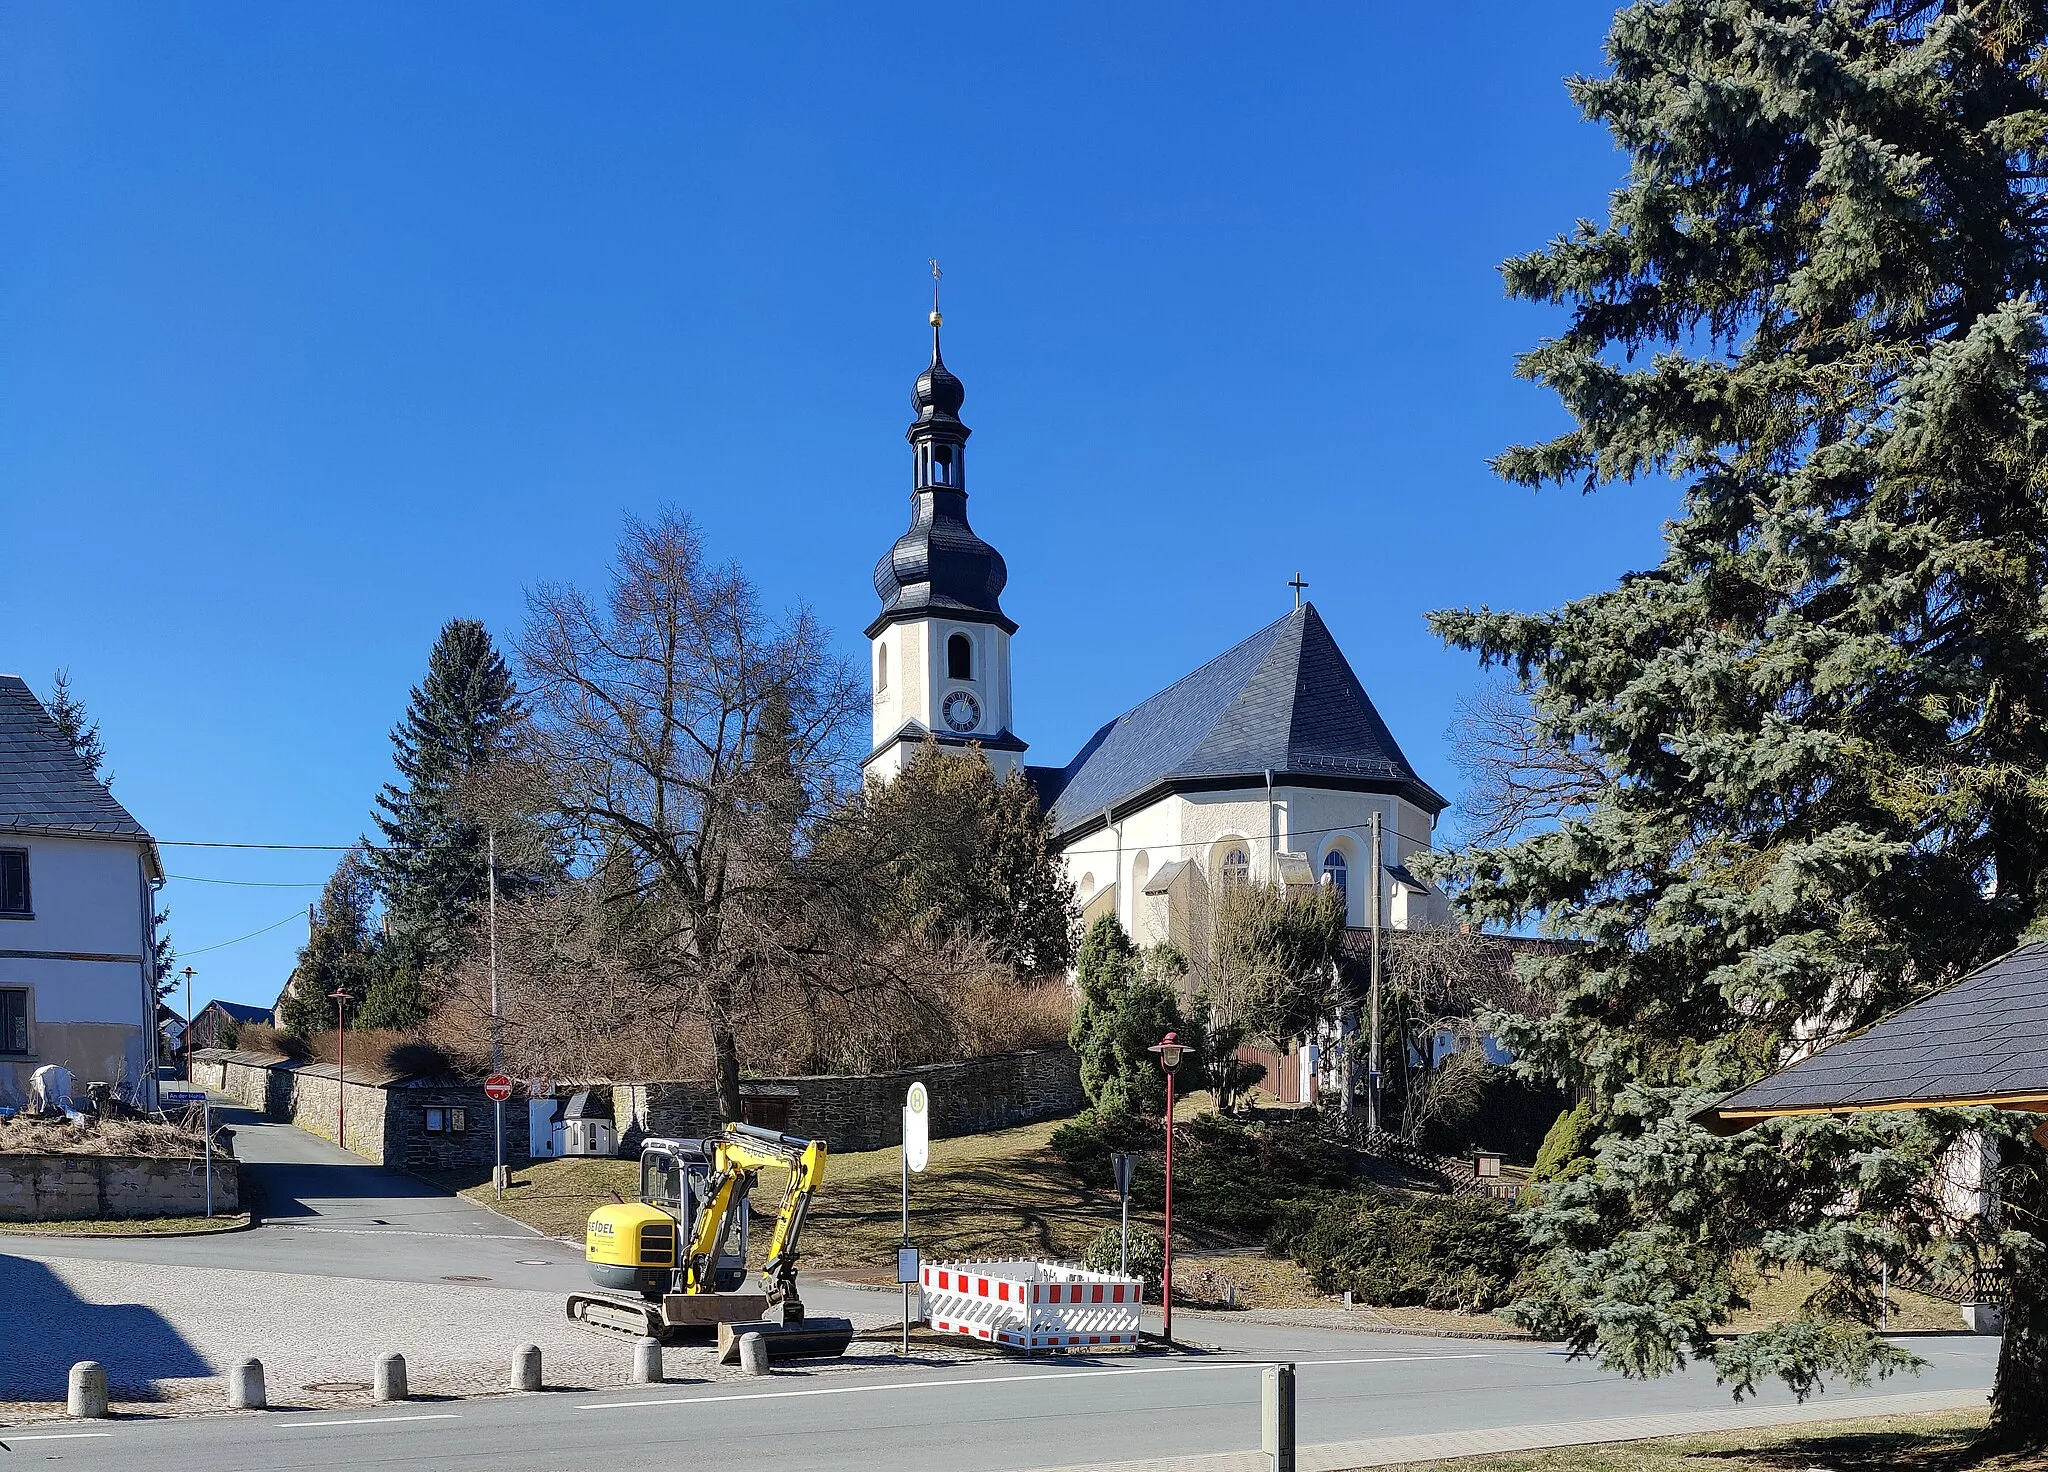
[567,1123,853,1359]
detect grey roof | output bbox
[1032,604,1446,840]
[0,676,156,855]
[1701,943,2048,1130]
[1143,858,1192,895]
[202,999,275,1024]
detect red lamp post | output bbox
[331,987,351,1151]
[1148,1029,1188,1343]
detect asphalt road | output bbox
[0,1099,2003,1471]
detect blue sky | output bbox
[1,3,1672,1011]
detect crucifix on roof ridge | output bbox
[1289,572,1308,609]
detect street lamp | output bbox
[1147,1029,1188,1343]
[331,987,351,1151]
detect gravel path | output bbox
[0,1247,954,1413]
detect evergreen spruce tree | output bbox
[280,852,378,1036]
[45,670,177,996]
[1068,914,1191,1118]
[1430,1,2048,1440]
[46,670,106,785]
[369,620,526,968]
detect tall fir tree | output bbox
[46,670,106,785]
[46,670,175,995]
[1429,1,2048,1440]
[280,851,378,1036]
[369,619,527,977]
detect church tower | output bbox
[863,307,1025,783]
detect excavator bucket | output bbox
[716,1316,856,1363]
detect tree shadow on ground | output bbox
[1692,1420,2021,1472]
[0,1254,211,1399]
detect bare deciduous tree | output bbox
[517,510,866,1119]
[1447,679,1609,847]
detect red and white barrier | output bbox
[920,1259,1142,1352]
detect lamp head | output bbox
[1149,1030,1187,1074]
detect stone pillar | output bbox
[67,1362,108,1419]
[513,1344,542,1391]
[375,1352,408,1402]
[631,1336,663,1384]
[228,1359,266,1409]
[738,1332,770,1376]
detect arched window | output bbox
[1221,847,1250,887]
[932,443,958,486]
[875,645,889,694]
[947,633,974,680]
[1321,850,1348,905]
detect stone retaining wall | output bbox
[191,1051,524,1171]
[0,1152,239,1221]
[617,1047,1083,1153]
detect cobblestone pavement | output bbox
[0,1246,961,1415]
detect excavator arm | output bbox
[682,1123,830,1316]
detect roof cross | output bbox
[1289,572,1308,609]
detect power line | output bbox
[177,908,309,957]
[167,874,325,888]
[159,840,354,852]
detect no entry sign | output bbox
[483,1074,513,1102]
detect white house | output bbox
[0,675,164,1109]
[861,315,1449,1023]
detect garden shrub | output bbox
[1271,1191,1526,1312]
[1080,1224,1165,1294]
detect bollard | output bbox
[228,1358,266,1410]
[1261,1361,1295,1472]
[513,1344,543,1391]
[632,1336,663,1385]
[67,1361,108,1419]
[738,1332,770,1377]
[375,1352,409,1403]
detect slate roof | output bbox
[202,999,275,1024]
[1700,943,2048,1131]
[1031,604,1445,840]
[0,676,158,862]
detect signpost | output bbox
[1110,1152,1136,1276]
[901,1082,930,1353]
[165,1090,211,1218]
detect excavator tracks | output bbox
[565,1292,667,1342]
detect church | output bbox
[862,310,1449,1015]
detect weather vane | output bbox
[928,258,943,325]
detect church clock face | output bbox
[942,690,982,732]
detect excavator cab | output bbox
[583,1138,749,1299]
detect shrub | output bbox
[303,1029,458,1079]
[230,1022,306,1060]
[1080,1224,1165,1295]
[1530,1097,1595,1183]
[1272,1191,1526,1312]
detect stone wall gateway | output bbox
[0,1152,240,1221]
[618,1046,1083,1153]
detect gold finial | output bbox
[928,257,943,327]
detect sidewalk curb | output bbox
[0,1213,255,1241]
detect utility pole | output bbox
[180,966,197,1081]
[489,826,504,1198]
[1367,811,1383,1135]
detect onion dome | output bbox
[867,313,1015,637]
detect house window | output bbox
[426,1107,452,1133]
[875,645,889,694]
[1322,851,1348,905]
[0,850,28,916]
[947,633,974,680]
[0,989,27,1055]
[1221,848,1250,887]
[932,443,958,486]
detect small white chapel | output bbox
[861,310,1450,1005]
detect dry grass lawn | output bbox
[1372,1409,2031,1471]
[0,1212,250,1237]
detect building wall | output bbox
[618,1046,1083,1154]
[866,619,1020,783]
[0,835,158,1108]
[0,1151,239,1221]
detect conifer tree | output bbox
[1430,2,2048,1440]
[280,851,378,1036]
[46,670,106,785]
[369,620,527,968]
